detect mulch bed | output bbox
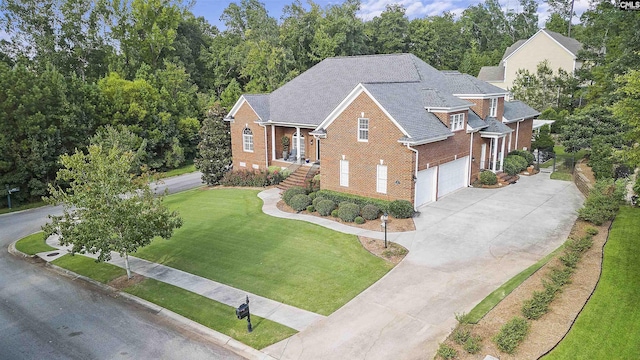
[443,219,609,359]
[358,236,408,265]
[276,200,416,232]
[108,273,146,290]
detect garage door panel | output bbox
[437,156,468,198]
[416,167,436,207]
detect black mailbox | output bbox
[236,303,249,319]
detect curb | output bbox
[8,242,276,360]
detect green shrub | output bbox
[634,175,640,196]
[338,202,360,222]
[331,209,339,217]
[389,200,414,219]
[455,312,472,325]
[308,192,317,200]
[522,290,555,320]
[453,326,471,345]
[290,194,312,212]
[361,204,380,220]
[504,155,528,176]
[559,251,580,268]
[585,227,599,236]
[508,150,535,166]
[354,216,365,224]
[588,137,614,180]
[578,179,626,225]
[464,335,482,354]
[479,171,498,185]
[436,343,458,359]
[283,186,307,206]
[312,195,326,207]
[549,267,574,287]
[493,317,530,354]
[315,190,390,213]
[266,166,287,185]
[316,199,336,216]
[306,205,315,213]
[566,235,593,254]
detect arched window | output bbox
[243,128,253,152]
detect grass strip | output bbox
[52,254,126,284]
[544,207,640,359]
[156,161,196,179]
[14,232,56,255]
[550,172,573,181]
[0,201,47,215]
[124,278,297,349]
[466,245,565,324]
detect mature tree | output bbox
[506,0,538,42]
[220,78,242,109]
[460,0,510,53]
[280,0,323,71]
[365,4,409,54]
[510,60,579,111]
[612,70,640,166]
[90,125,148,174]
[43,144,182,279]
[560,105,627,153]
[194,105,231,185]
[425,13,466,70]
[531,124,555,164]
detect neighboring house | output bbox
[226,53,539,208]
[478,29,583,92]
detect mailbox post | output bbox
[6,186,19,209]
[235,295,252,333]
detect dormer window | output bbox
[489,97,498,117]
[450,113,464,131]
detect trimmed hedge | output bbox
[316,199,336,216]
[504,155,528,176]
[337,202,360,222]
[312,195,326,207]
[316,190,390,213]
[283,186,307,206]
[290,194,311,211]
[389,200,414,219]
[361,204,381,220]
[354,216,365,224]
[479,171,497,185]
[306,205,315,213]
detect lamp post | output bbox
[381,212,388,248]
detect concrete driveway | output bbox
[263,173,584,360]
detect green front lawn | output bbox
[156,161,196,179]
[125,279,296,349]
[135,188,393,315]
[14,232,56,255]
[544,207,640,359]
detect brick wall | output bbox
[506,118,534,151]
[230,102,267,170]
[321,92,414,202]
[466,97,505,120]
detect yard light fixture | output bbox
[381,212,388,248]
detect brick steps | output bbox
[277,164,320,191]
[497,172,518,185]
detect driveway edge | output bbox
[7,240,276,360]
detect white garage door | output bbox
[415,167,437,207]
[437,156,469,198]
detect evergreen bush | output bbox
[389,200,414,219]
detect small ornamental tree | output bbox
[195,104,232,185]
[43,145,183,279]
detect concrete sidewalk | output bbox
[39,235,324,332]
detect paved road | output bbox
[0,172,243,360]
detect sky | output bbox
[189,0,592,30]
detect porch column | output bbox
[492,137,498,172]
[515,121,520,149]
[499,135,506,172]
[296,127,301,162]
[271,125,276,160]
[508,132,512,152]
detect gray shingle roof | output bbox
[477,66,505,82]
[239,53,507,142]
[502,40,526,61]
[482,118,513,135]
[243,94,269,121]
[503,101,540,123]
[467,110,488,130]
[363,82,454,142]
[543,29,582,56]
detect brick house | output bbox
[225,54,539,208]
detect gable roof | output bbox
[231,53,511,143]
[503,29,583,62]
[503,100,540,123]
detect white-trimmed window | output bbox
[242,128,253,152]
[340,160,349,187]
[450,113,465,131]
[489,97,498,117]
[377,165,387,194]
[358,118,369,142]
